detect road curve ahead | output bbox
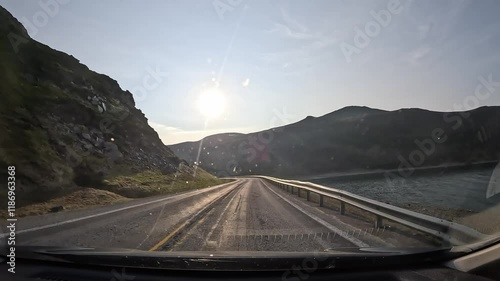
[2,178,387,252]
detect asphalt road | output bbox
[1,178,375,252]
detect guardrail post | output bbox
[340,201,346,215]
[375,215,383,228]
[306,190,310,201]
[265,177,485,245]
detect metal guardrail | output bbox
[257,176,488,245]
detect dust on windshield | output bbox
[1,0,500,253]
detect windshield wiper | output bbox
[2,246,465,271]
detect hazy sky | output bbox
[2,0,500,144]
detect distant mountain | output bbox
[169,106,500,178]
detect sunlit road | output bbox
[163,179,363,251]
[1,178,395,252]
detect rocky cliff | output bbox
[0,6,213,208]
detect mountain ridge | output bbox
[169,105,500,178]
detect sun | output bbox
[197,88,226,119]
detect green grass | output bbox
[0,22,233,213]
[0,187,130,219]
[102,168,233,198]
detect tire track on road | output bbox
[149,181,245,251]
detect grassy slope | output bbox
[0,7,230,214]
[0,188,129,218]
[0,17,78,205]
[104,167,232,198]
[0,169,232,218]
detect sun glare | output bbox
[197,88,226,119]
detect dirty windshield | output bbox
[1,0,500,257]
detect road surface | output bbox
[1,178,430,252]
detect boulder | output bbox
[49,205,65,213]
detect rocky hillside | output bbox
[0,6,219,208]
[170,106,500,178]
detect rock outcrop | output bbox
[0,6,188,207]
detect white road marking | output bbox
[263,181,370,248]
[0,182,237,239]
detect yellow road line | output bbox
[169,209,213,251]
[148,183,242,252]
[149,221,190,251]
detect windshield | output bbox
[1,0,500,260]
